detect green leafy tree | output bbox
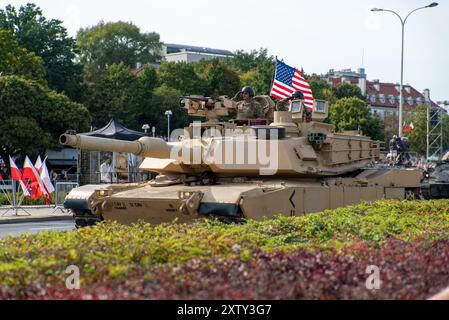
[307,75,336,103]
[0,76,90,165]
[0,3,82,93]
[225,48,275,95]
[239,60,274,96]
[226,48,275,95]
[86,63,160,131]
[228,48,272,73]
[329,97,385,141]
[331,82,364,100]
[86,63,140,129]
[404,105,449,155]
[132,65,161,129]
[0,29,45,81]
[157,62,206,95]
[77,21,162,80]
[194,59,240,97]
[151,85,188,136]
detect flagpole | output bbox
[16,183,31,216]
[269,56,278,96]
[12,180,18,216]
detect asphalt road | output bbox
[0,220,76,238]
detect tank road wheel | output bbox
[405,189,417,200]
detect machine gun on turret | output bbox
[179,95,237,122]
[179,95,276,123]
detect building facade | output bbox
[163,43,234,63]
[324,68,439,138]
[132,43,234,75]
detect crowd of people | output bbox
[382,135,436,170]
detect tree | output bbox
[329,97,385,141]
[77,21,162,80]
[228,48,272,73]
[157,62,206,95]
[0,29,45,81]
[86,63,161,131]
[331,82,364,100]
[134,65,158,127]
[226,48,275,96]
[0,76,91,165]
[0,3,82,93]
[307,75,336,103]
[151,85,189,136]
[86,63,140,129]
[194,59,240,97]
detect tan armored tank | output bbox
[60,95,422,227]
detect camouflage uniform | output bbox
[236,99,264,120]
[275,100,290,111]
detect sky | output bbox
[4,0,449,102]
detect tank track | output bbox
[71,209,104,228]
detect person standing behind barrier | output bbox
[51,169,59,185]
[61,170,69,181]
[100,156,113,183]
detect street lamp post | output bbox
[142,124,150,134]
[165,110,173,141]
[371,2,438,137]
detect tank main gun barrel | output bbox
[59,133,171,158]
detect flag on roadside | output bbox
[40,158,55,194]
[408,122,414,133]
[270,58,315,109]
[9,156,30,196]
[35,156,53,204]
[23,156,48,201]
[9,156,22,181]
[34,156,42,173]
[0,172,2,181]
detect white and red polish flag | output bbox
[34,156,54,204]
[40,158,55,194]
[23,156,48,200]
[34,156,42,173]
[270,58,315,110]
[9,156,22,181]
[9,156,31,197]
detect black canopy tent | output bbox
[82,118,149,141]
[78,118,149,184]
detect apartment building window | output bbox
[388,95,395,104]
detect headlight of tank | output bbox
[96,189,111,197]
[179,191,192,200]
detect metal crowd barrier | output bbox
[53,181,79,213]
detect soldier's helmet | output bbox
[241,86,255,97]
[291,90,304,100]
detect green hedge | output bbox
[0,199,448,298]
[0,193,53,205]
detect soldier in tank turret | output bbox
[275,90,312,122]
[232,86,264,120]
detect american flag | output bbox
[270,59,315,109]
